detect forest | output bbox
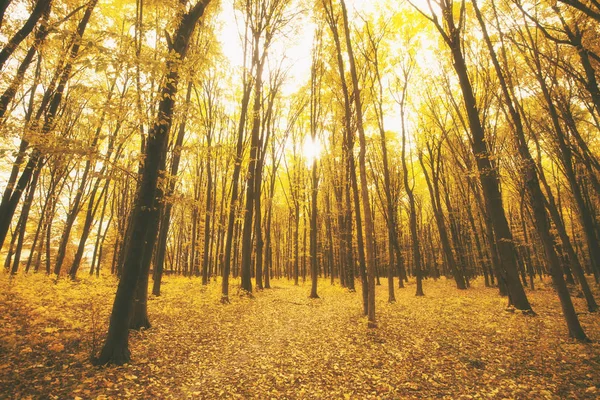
[1,0,600,398]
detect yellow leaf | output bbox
[48,343,64,352]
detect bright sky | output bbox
[216,0,384,92]
[214,0,434,151]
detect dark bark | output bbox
[309,159,319,299]
[25,171,53,274]
[69,175,109,279]
[9,161,41,274]
[302,205,307,283]
[365,22,398,302]
[0,0,52,72]
[239,5,274,293]
[474,0,589,338]
[441,172,470,287]
[293,197,300,285]
[322,0,360,297]
[129,200,162,330]
[526,31,600,285]
[0,0,96,253]
[153,81,193,296]
[419,145,466,289]
[557,0,600,25]
[340,0,376,327]
[199,77,217,285]
[534,139,598,312]
[424,0,531,310]
[90,182,111,276]
[221,74,252,302]
[309,34,321,299]
[202,138,213,286]
[94,0,210,366]
[253,161,264,289]
[0,0,12,28]
[395,63,423,296]
[55,83,115,275]
[0,9,50,120]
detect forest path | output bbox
[1,274,600,398]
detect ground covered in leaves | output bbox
[1,273,600,399]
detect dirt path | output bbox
[1,273,600,399]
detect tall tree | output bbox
[309,23,324,300]
[340,0,377,327]
[414,0,532,311]
[473,0,589,339]
[396,59,425,297]
[0,0,97,253]
[0,0,52,72]
[94,0,211,365]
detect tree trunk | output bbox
[340,0,376,327]
[0,0,12,28]
[0,0,52,71]
[69,175,108,279]
[153,81,193,295]
[202,143,213,286]
[399,75,424,296]
[309,159,319,299]
[0,0,96,253]
[94,0,210,365]
[431,4,531,310]
[474,0,588,336]
[419,149,465,289]
[9,160,42,274]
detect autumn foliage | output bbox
[1,0,600,395]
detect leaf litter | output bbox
[1,272,600,399]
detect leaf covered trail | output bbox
[1,273,600,399]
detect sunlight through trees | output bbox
[0,0,599,388]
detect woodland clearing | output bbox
[1,273,600,399]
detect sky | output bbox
[215,0,391,90]
[214,0,421,145]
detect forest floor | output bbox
[1,273,600,399]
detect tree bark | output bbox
[153,81,193,295]
[425,0,531,310]
[0,0,96,253]
[94,0,210,365]
[0,0,52,72]
[340,0,376,327]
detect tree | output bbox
[0,0,97,253]
[395,58,425,297]
[308,22,324,300]
[473,0,588,339]
[339,0,377,327]
[413,0,532,311]
[0,0,52,72]
[94,0,211,365]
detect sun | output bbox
[303,136,321,165]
